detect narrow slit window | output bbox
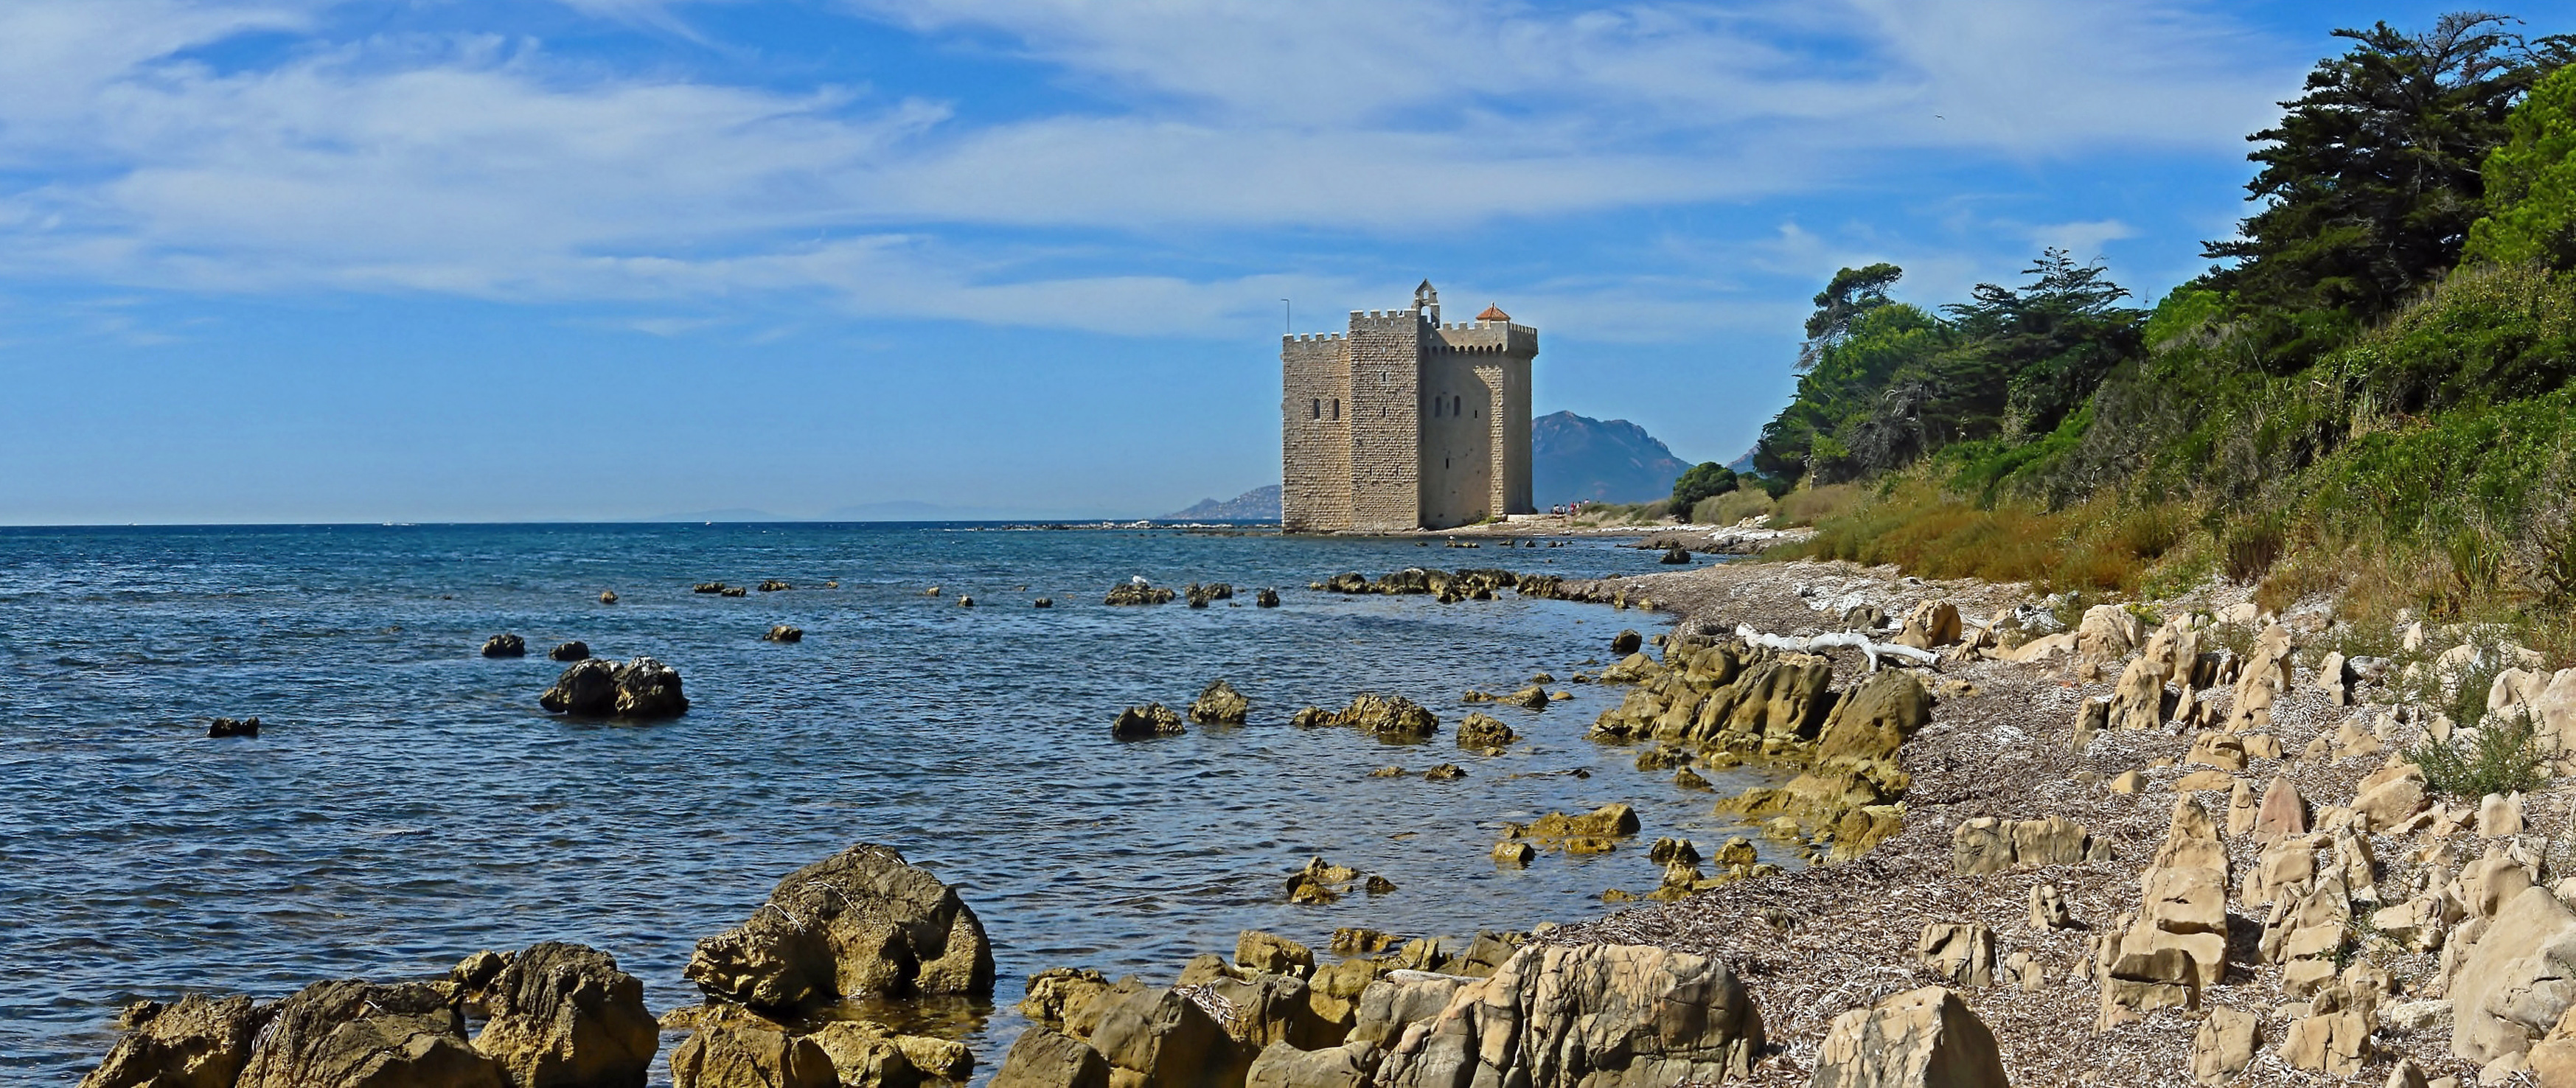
[1331,399,1340,420]
[1310,398,1320,419]
[1452,395,1462,416]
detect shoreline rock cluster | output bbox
[83,843,990,1088]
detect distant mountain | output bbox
[1532,411,1691,506]
[634,507,798,523]
[1160,484,1281,521]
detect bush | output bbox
[2412,711,2547,800]
[1775,484,1866,527]
[1671,462,1738,509]
[2222,517,2287,584]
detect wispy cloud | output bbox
[0,0,2308,335]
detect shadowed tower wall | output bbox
[1281,287,1536,532]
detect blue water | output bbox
[0,523,1760,1085]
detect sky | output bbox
[0,0,2528,523]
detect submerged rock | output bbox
[1256,588,1281,608]
[763,625,803,644]
[1113,704,1186,739]
[598,590,618,605]
[482,634,527,658]
[548,641,590,662]
[756,580,791,593]
[1457,713,1517,750]
[538,657,689,721]
[206,716,260,739]
[1104,582,1177,606]
[1310,694,1438,741]
[684,842,995,1014]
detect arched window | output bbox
[1452,394,1462,416]
[1310,398,1320,419]
[1331,399,1340,420]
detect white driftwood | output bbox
[1737,625,1937,672]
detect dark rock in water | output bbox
[482,634,526,658]
[1313,694,1437,741]
[1423,764,1464,782]
[1104,582,1176,606]
[598,590,618,605]
[1610,629,1643,655]
[1256,588,1281,608]
[1456,714,1515,750]
[206,716,260,739]
[538,657,689,721]
[1112,703,1186,739]
[720,587,748,598]
[1034,598,1054,608]
[549,641,590,662]
[756,580,791,593]
[1660,547,1692,565]
[81,993,272,1088]
[1186,587,1212,608]
[764,626,802,644]
[1189,680,1249,725]
[468,942,657,1088]
[235,979,504,1088]
[1323,573,1369,594]
[958,596,975,607]
[693,582,728,594]
[686,842,995,1013]
[1202,583,1235,600]
[1289,706,1331,728]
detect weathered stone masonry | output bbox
[1281,282,1536,531]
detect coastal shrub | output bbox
[2412,711,2547,801]
[2221,516,2287,584]
[1694,489,1774,526]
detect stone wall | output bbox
[1346,311,1424,533]
[1280,335,1352,533]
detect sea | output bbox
[0,522,1779,1086]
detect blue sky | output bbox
[0,0,2522,523]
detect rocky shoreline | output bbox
[94,546,2572,1088]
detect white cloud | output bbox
[0,0,2309,335]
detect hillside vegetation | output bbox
[1746,14,2576,658]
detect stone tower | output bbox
[1280,282,1536,531]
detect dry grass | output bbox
[1694,490,1777,526]
[1773,484,1867,528]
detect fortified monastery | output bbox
[1280,282,1536,532]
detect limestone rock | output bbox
[2452,885,2576,1063]
[2186,731,2246,770]
[684,843,995,1014]
[1086,985,1230,1085]
[484,634,527,658]
[1915,924,1996,987]
[1491,841,1534,867]
[2353,764,2427,829]
[1245,1040,1379,1088]
[2191,1007,2258,1085]
[2280,1008,2370,1075]
[669,1018,834,1088]
[470,942,656,1088]
[2482,792,2527,837]
[1373,943,1763,1087]
[1189,680,1250,725]
[1810,986,2008,1088]
[1611,629,1643,655]
[2108,655,2167,731]
[1112,703,1186,739]
[537,657,689,721]
[988,1027,1107,1088]
[1236,931,1315,977]
[80,994,272,1088]
[1813,669,1933,767]
[1893,601,1963,649]
[1322,694,1438,740]
[802,1022,921,1088]
[2075,605,2143,677]
[2255,777,2308,843]
[1019,968,1112,1028]
[236,980,504,1088]
[2030,884,2071,930]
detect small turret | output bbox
[1476,303,1509,323]
[1415,279,1440,323]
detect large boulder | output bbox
[470,942,657,1088]
[1814,669,1932,767]
[1810,986,2008,1088]
[80,994,273,1088]
[1113,704,1187,739]
[1245,1040,1379,1088]
[537,657,688,721]
[236,980,505,1088]
[2453,885,2576,1063]
[1374,944,1763,1087]
[685,843,995,1015]
[1323,694,1438,741]
[988,1027,1108,1088]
